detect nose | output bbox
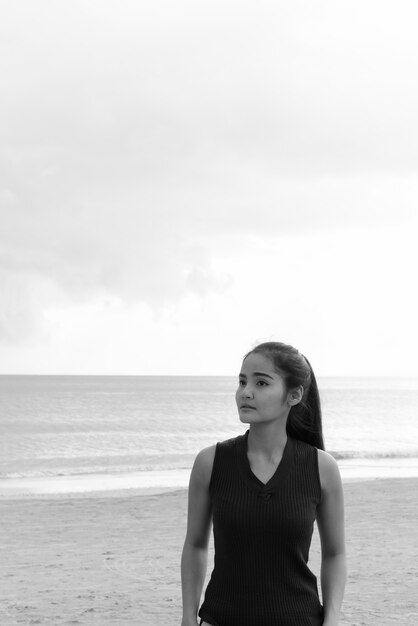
[242,384,254,398]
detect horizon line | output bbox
[0,373,417,379]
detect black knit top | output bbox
[198,431,324,626]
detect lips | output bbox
[240,404,256,410]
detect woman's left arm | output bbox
[316,450,347,626]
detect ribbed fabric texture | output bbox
[198,431,323,626]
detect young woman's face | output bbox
[236,353,290,425]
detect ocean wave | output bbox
[329,450,418,460]
[2,449,418,479]
[0,462,193,480]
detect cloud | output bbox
[0,270,44,344]
[1,0,418,350]
[1,157,417,325]
[2,1,418,173]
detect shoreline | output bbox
[2,456,418,499]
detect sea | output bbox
[1,375,418,496]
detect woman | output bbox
[181,342,346,626]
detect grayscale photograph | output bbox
[1,1,418,625]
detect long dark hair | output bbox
[244,341,325,450]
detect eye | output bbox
[238,379,246,387]
[256,380,268,387]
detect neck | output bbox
[247,420,288,458]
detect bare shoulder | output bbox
[190,444,217,489]
[317,449,343,494]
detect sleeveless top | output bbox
[198,431,324,626]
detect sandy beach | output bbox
[1,478,417,626]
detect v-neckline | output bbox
[236,430,295,494]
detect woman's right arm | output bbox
[181,445,216,626]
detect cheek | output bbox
[267,390,287,409]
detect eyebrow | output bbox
[239,371,275,380]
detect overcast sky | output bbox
[1,0,418,376]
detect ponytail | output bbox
[286,361,324,450]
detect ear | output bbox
[287,385,304,407]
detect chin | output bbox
[238,412,257,424]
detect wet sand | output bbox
[1,478,417,625]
